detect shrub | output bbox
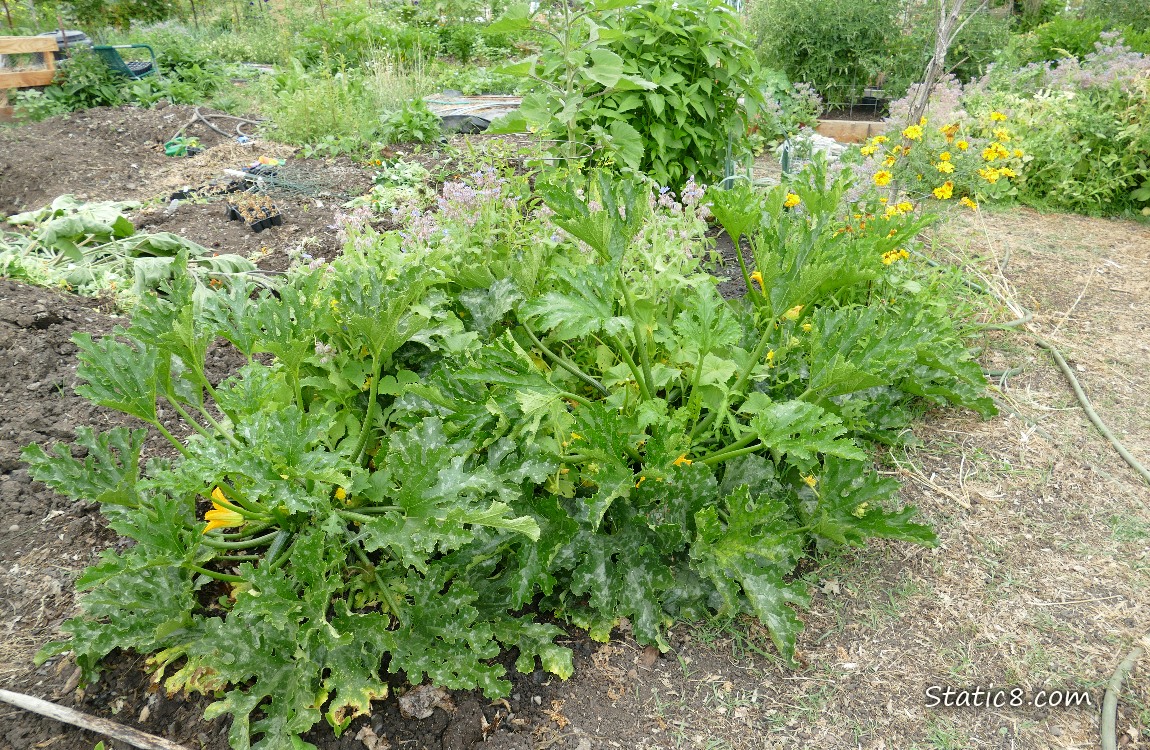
[27,161,992,749]
[491,0,762,187]
[751,0,904,104]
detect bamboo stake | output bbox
[0,689,192,750]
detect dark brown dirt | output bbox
[0,104,234,212]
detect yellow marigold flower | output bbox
[939,123,960,139]
[978,166,1001,183]
[204,491,245,534]
[960,196,979,210]
[938,151,951,162]
[784,192,802,208]
[881,248,909,265]
[956,140,969,151]
[989,111,1008,121]
[750,270,763,290]
[902,125,924,141]
[1013,148,1024,158]
[802,474,818,488]
[873,170,893,187]
[884,205,900,219]
[932,181,954,200]
[982,146,999,162]
[782,304,804,320]
[335,487,347,501]
[897,201,914,213]
[993,128,1011,142]
[883,156,896,167]
[873,135,888,144]
[860,145,877,157]
[999,167,1017,178]
[673,454,692,467]
[936,161,955,174]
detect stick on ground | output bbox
[0,688,191,750]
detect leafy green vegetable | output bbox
[27,159,991,748]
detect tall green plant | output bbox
[489,0,761,186]
[26,161,993,749]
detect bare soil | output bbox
[2,106,1149,750]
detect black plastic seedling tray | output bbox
[224,200,283,233]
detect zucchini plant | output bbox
[26,160,992,749]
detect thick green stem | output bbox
[607,334,651,401]
[163,395,214,442]
[690,321,774,441]
[193,401,242,450]
[700,442,764,466]
[352,545,406,626]
[150,419,190,458]
[200,530,281,550]
[619,278,655,398]
[522,324,609,396]
[186,564,244,583]
[701,432,758,463]
[353,355,385,465]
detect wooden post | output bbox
[0,35,59,120]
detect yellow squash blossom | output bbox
[960,196,979,210]
[335,487,347,501]
[673,454,692,467]
[936,161,955,174]
[802,474,819,488]
[782,304,804,320]
[932,181,954,200]
[765,350,775,366]
[204,488,245,534]
[749,270,764,290]
[873,170,893,187]
[902,125,924,140]
[801,322,812,332]
[783,192,802,208]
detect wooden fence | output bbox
[0,36,59,120]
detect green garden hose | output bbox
[1102,641,1145,750]
[915,252,1150,489]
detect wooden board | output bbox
[0,36,60,54]
[815,119,883,144]
[0,69,57,88]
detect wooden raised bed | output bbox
[0,36,59,121]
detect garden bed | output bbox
[1,105,1149,750]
